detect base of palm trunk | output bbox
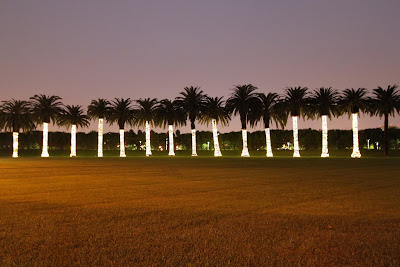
[351,151,361,158]
[321,153,329,158]
[241,147,250,157]
[191,154,197,156]
[70,154,76,157]
[266,152,273,157]
[120,154,126,157]
[12,132,18,158]
[293,151,300,158]
[214,151,222,157]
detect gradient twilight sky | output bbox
[1,0,399,133]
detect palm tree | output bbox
[176,86,207,156]
[88,99,110,157]
[1,100,35,157]
[339,88,369,158]
[226,84,259,157]
[156,99,186,156]
[134,98,159,156]
[30,94,63,157]
[249,93,286,157]
[108,98,134,157]
[58,105,90,157]
[307,87,340,157]
[369,85,400,157]
[200,96,230,157]
[283,86,309,157]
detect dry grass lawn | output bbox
[0,157,399,266]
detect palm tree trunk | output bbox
[41,122,49,157]
[168,125,175,156]
[98,118,103,157]
[321,115,329,157]
[146,121,152,156]
[241,129,250,157]
[12,132,18,158]
[384,113,389,157]
[292,116,300,157]
[351,113,361,158]
[212,119,222,157]
[70,124,77,157]
[191,129,197,156]
[119,129,126,157]
[265,128,273,157]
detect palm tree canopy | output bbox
[108,98,135,129]
[200,96,230,126]
[176,86,207,129]
[134,98,159,127]
[283,86,309,117]
[339,88,368,115]
[156,99,186,128]
[306,87,341,119]
[58,105,90,129]
[30,94,63,124]
[226,84,259,129]
[1,99,35,132]
[249,92,287,129]
[87,98,110,120]
[369,85,400,117]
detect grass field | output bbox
[1,157,400,266]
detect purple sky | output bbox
[1,0,399,133]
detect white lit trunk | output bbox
[145,121,152,156]
[351,113,361,158]
[168,125,175,156]
[265,128,273,157]
[292,116,300,157]
[98,118,103,157]
[119,129,126,157]
[212,119,222,157]
[191,129,197,156]
[12,132,18,158]
[41,122,49,157]
[70,124,77,157]
[321,115,329,157]
[241,129,250,157]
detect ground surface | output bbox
[0,156,399,266]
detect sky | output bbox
[1,0,399,133]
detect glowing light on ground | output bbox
[70,125,77,157]
[12,132,18,158]
[241,129,250,157]
[98,118,103,157]
[41,122,49,157]
[191,129,197,156]
[119,129,126,157]
[292,116,300,157]
[146,121,152,156]
[265,128,273,157]
[321,115,329,157]
[212,119,222,157]
[351,113,361,158]
[168,125,175,156]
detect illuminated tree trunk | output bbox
[265,128,273,157]
[98,118,103,157]
[292,116,300,157]
[351,113,361,158]
[241,129,250,157]
[12,132,18,158]
[41,122,49,157]
[321,115,329,157]
[119,129,126,157]
[191,129,197,156]
[212,119,222,157]
[168,125,175,156]
[70,124,77,157]
[146,121,152,156]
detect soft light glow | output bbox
[351,113,361,158]
[12,132,18,158]
[41,122,49,157]
[146,121,152,156]
[241,129,250,157]
[292,116,300,157]
[191,129,197,156]
[321,115,329,157]
[70,124,77,157]
[168,125,175,156]
[212,119,222,157]
[119,129,126,157]
[98,118,103,157]
[265,128,273,157]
